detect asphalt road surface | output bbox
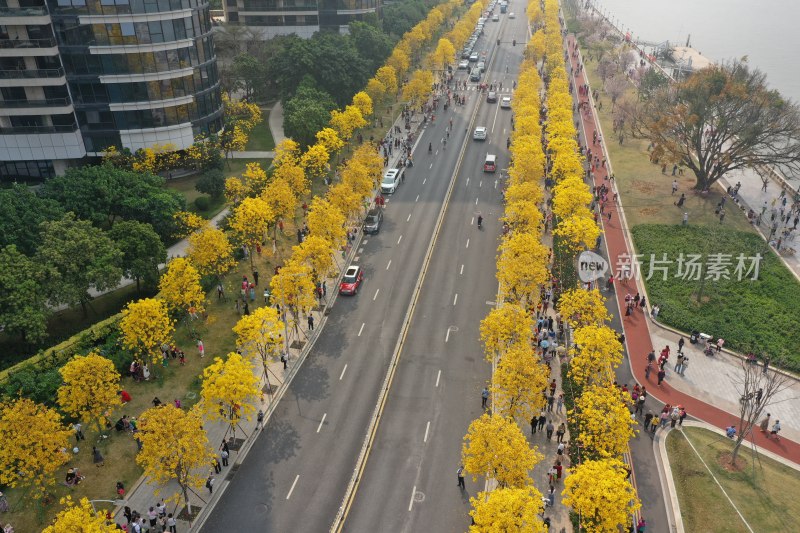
[341,11,530,533]
[200,17,496,533]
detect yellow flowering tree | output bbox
[200,352,261,438]
[44,497,116,532]
[0,398,72,500]
[569,325,624,386]
[307,197,347,252]
[557,288,610,328]
[462,413,542,488]
[119,298,175,368]
[229,196,273,267]
[187,226,236,282]
[492,343,550,422]
[496,232,550,305]
[233,306,285,388]
[136,405,214,514]
[572,384,637,458]
[57,352,122,431]
[562,458,641,532]
[315,128,345,156]
[469,487,547,533]
[159,257,205,316]
[479,304,533,362]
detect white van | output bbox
[381,168,403,194]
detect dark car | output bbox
[364,208,383,234]
[339,265,364,295]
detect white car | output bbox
[381,168,403,194]
[500,96,512,108]
[473,126,487,140]
[509,12,515,19]
[458,59,470,69]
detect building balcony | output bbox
[0,38,59,57]
[0,97,73,116]
[1,97,70,107]
[0,67,64,79]
[0,123,78,134]
[0,7,51,25]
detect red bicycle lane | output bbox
[565,35,800,465]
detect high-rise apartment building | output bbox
[222,0,379,39]
[0,0,223,180]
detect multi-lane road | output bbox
[200,9,531,533]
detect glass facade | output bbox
[48,0,223,150]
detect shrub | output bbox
[632,224,800,371]
[194,195,211,211]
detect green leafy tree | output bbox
[109,220,167,291]
[36,214,123,316]
[0,184,64,255]
[39,163,185,240]
[284,81,339,147]
[0,245,49,343]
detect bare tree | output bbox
[604,77,629,111]
[630,60,800,190]
[729,358,791,465]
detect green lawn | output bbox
[667,427,800,532]
[631,224,800,370]
[244,108,275,152]
[165,159,272,219]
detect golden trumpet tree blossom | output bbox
[187,226,236,281]
[480,303,533,361]
[57,352,122,431]
[44,497,117,533]
[462,413,542,488]
[159,257,205,315]
[492,343,550,421]
[0,398,72,500]
[119,297,175,367]
[572,384,637,458]
[200,352,260,433]
[469,487,547,533]
[562,458,641,533]
[570,325,624,386]
[557,288,610,328]
[136,405,214,514]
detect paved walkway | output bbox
[566,34,800,467]
[268,100,287,146]
[229,150,275,159]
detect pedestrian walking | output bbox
[257,409,265,430]
[657,368,666,385]
[73,422,85,442]
[481,387,489,409]
[759,413,771,433]
[457,465,465,489]
[167,513,177,533]
[546,420,555,440]
[307,314,314,331]
[92,446,104,467]
[556,423,566,443]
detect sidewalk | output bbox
[566,34,800,466]
[717,168,800,280]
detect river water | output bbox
[585,0,800,103]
